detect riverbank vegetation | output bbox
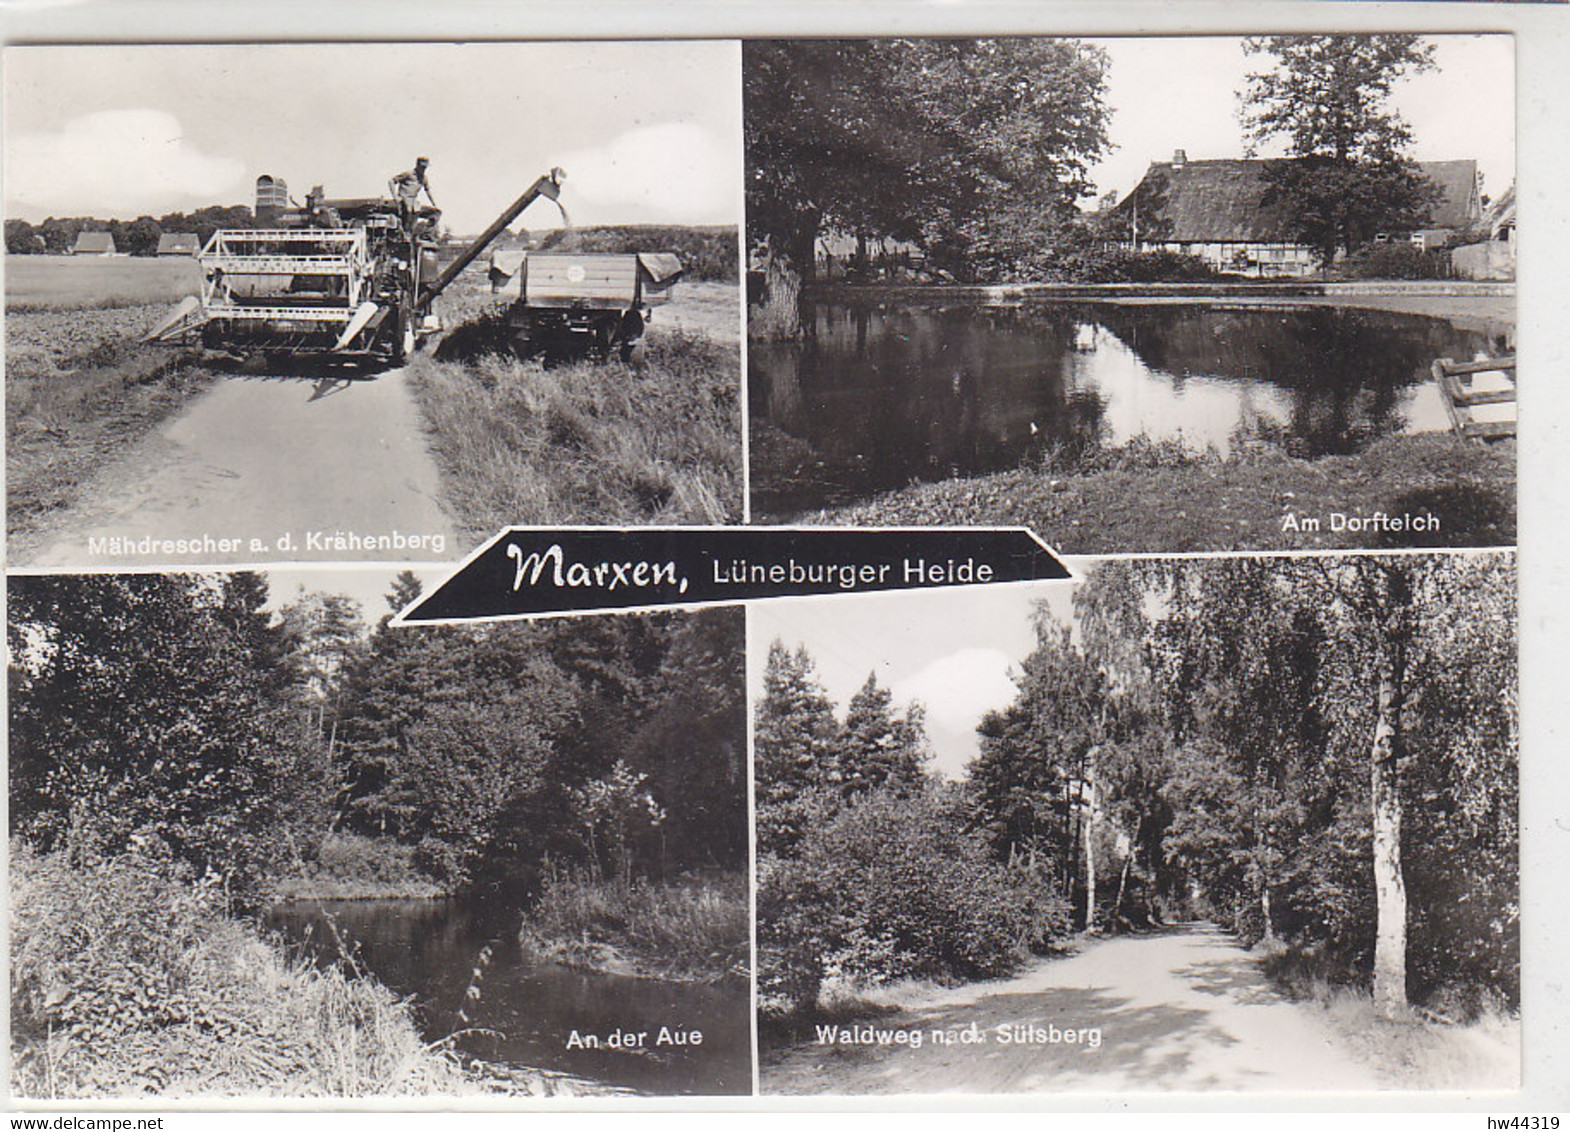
[773,430,1515,552]
[9,571,748,1097]
[757,554,1517,1081]
[523,867,749,983]
[10,844,468,1098]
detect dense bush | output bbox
[1338,241,1452,280]
[758,785,1057,1013]
[1048,246,1224,284]
[533,225,738,282]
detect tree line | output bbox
[757,554,1517,1022]
[8,572,747,906]
[5,206,258,256]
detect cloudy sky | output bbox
[3,41,740,232]
[748,580,1082,781]
[1086,34,1515,202]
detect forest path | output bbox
[763,923,1386,1095]
[17,365,457,567]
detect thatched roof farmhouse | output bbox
[1113,151,1483,277]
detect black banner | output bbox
[396,527,1072,623]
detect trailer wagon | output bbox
[508,252,684,361]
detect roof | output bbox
[1485,182,1516,237]
[72,231,116,253]
[1118,157,1479,243]
[1418,160,1480,230]
[156,233,200,254]
[636,253,683,284]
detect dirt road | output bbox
[763,925,1387,1095]
[16,366,458,567]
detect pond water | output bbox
[749,301,1509,516]
[266,898,751,1096]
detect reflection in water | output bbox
[266,898,750,1096]
[749,301,1505,516]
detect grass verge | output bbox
[1259,944,1519,1090]
[520,868,749,984]
[10,843,470,1099]
[765,431,1514,553]
[407,324,742,536]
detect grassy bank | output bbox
[6,304,215,546]
[268,834,446,902]
[521,869,749,984]
[10,845,469,1099]
[407,323,742,537]
[1260,944,1519,1089]
[768,431,1514,553]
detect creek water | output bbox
[749,300,1510,516]
[265,897,752,1096]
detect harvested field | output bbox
[5,254,201,310]
[6,303,216,546]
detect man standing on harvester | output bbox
[389,157,440,233]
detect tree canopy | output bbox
[745,38,1112,283]
[1240,35,1441,261]
[9,574,748,906]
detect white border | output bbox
[3,0,1566,1118]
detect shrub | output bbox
[1339,241,1452,280]
[1049,246,1223,284]
[533,226,738,282]
[759,785,1056,1014]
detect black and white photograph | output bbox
[752,554,1518,1094]
[4,41,743,569]
[746,36,1517,553]
[8,570,751,1098]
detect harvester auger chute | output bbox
[144,166,568,367]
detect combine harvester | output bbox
[146,163,683,366]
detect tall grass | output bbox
[521,866,749,984]
[1260,943,1519,1089]
[407,325,741,535]
[10,844,470,1098]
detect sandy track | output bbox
[16,366,457,568]
[763,924,1387,1095]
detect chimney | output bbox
[1172,149,1188,168]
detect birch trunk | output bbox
[1371,644,1409,1017]
[1083,774,1097,933]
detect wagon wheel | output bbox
[617,309,646,364]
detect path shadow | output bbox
[1174,957,1284,1008]
[765,981,1240,1094]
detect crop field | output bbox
[5,254,201,310]
[5,298,213,549]
[5,243,743,554]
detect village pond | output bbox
[749,299,1511,517]
[266,897,752,1096]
